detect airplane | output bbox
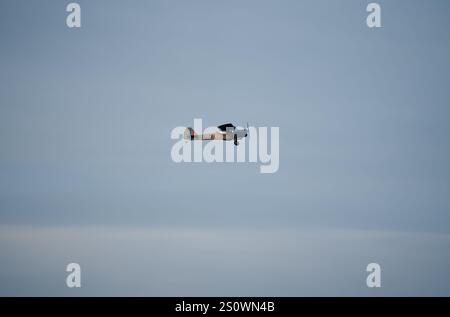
[184,123,249,146]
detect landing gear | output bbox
[234,135,239,146]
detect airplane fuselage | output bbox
[184,123,249,146]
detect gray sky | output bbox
[1,0,450,295]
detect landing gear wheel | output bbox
[234,135,239,146]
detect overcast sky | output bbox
[1,0,450,296]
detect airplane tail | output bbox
[184,127,196,140]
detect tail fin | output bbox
[184,127,196,140]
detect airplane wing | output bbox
[217,123,235,132]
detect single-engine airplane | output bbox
[184,123,249,146]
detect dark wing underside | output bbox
[217,123,235,131]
